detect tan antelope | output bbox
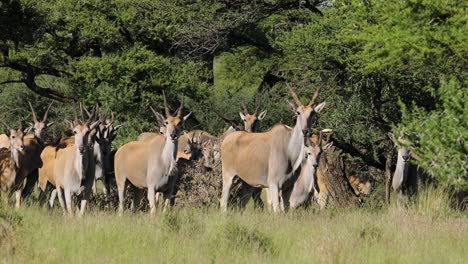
[38,137,76,208]
[53,107,100,216]
[0,102,54,207]
[281,130,333,209]
[220,85,326,212]
[233,101,268,208]
[239,101,267,133]
[18,102,55,201]
[0,120,25,206]
[114,93,191,214]
[137,129,219,209]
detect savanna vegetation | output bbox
[0,0,467,262]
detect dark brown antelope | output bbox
[93,112,123,199]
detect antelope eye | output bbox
[243,119,246,122]
[11,136,15,139]
[73,131,77,134]
[296,111,300,115]
[165,121,169,125]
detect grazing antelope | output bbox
[53,107,100,216]
[0,120,25,206]
[281,130,333,209]
[220,85,326,212]
[114,94,191,214]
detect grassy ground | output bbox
[1,188,467,263]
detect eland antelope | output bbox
[53,107,100,216]
[0,120,25,206]
[114,93,191,214]
[220,85,326,212]
[93,112,122,199]
[0,102,54,207]
[388,133,431,203]
[239,101,267,133]
[281,130,333,210]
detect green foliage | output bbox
[0,0,466,189]
[399,79,467,189]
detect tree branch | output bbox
[0,80,23,85]
[20,72,75,103]
[332,139,385,171]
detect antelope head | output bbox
[67,105,100,155]
[96,111,123,155]
[28,101,54,142]
[287,84,326,136]
[388,132,413,189]
[1,119,26,153]
[150,92,191,142]
[307,129,333,169]
[239,100,267,133]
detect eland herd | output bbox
[0,85,419,216]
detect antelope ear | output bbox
[314,102,326,113]
[239,112,246,121]
[387,132,395,142]
[323,142,333,151]
[46,121,55,128]
[258,110,267,120]
[4,128,10,137]
[182,111,192,121]
[287,101,296,112]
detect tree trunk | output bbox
[319,147,360,208]
[385,149,393,205]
